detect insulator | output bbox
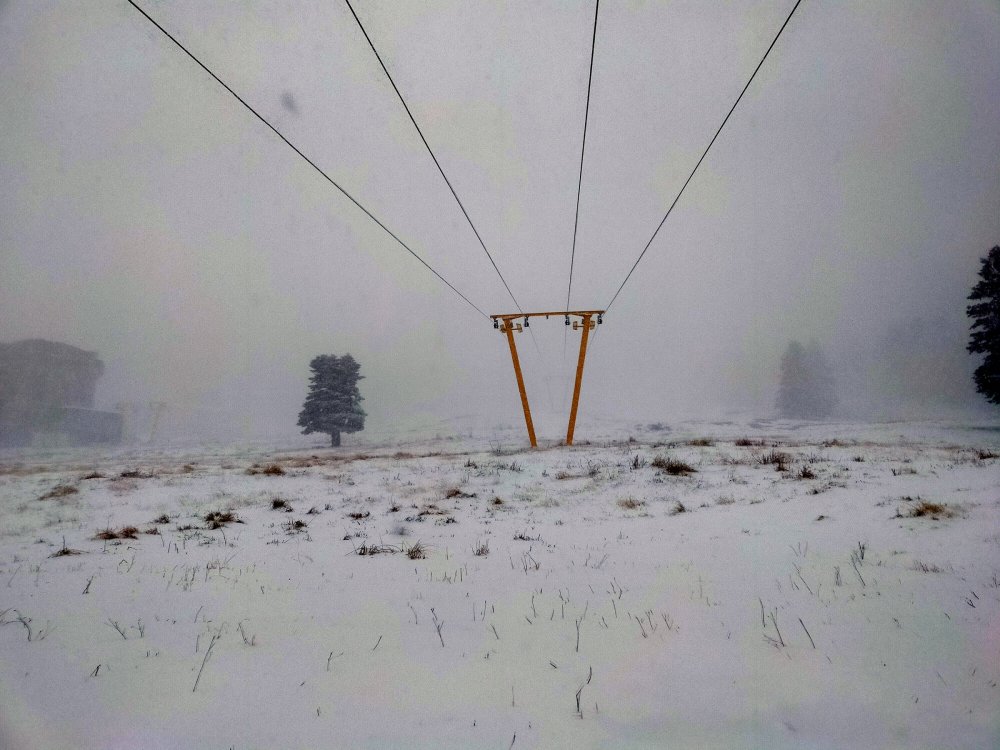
[493,319,499,329]
[565,316,570,326]
[597,314,603,325]
[524,317,529,327]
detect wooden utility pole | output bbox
[492,310,603,447]
[502,319,536,447]
[565,313,594,445]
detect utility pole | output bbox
[501,318,536,447]
[492,310,604,447]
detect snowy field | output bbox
[1,420,998,749]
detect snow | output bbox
[1,420,998,749]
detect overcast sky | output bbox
[2,1,998,442]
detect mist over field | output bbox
[3,5,1000,749]
[1,0,998,444]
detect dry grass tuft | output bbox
[405,541,427,559]
[79,471,104,480]
[758,450,791,467]
[905,500,957,519]
[50,547,82,557]
[151,513,170,525]
[668,501,687,516]
[50,537,84,557]
[687,438,714,447]
[94,526,139,541]
[491,496,504,506]
[355,542,397,556]
[651,456,696,475]
[796,465,817,480]
[473,540,490,557]
[347,511,370,520]
[247,463,285,476]
[204,511,241,529]
[445,487,475,499]
[617,497,643,510]
[715,494,736,506]
[734,437,766,447]
[38,484,79,501]
[271,498,291,511]
[119,469,152,479]
[282,519,308,534]
[976,448,998,460]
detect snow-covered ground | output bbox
[1,420,998,749]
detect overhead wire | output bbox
[604,0,804,312]
[125,0,489,319]
[564,0,600,313]
[561,0,601,409]
[344,0,525,314]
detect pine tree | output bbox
[967,245,1000,405]
[297,354,366,447]
[776,340,837,419]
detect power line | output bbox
[605,0,804,312]
[565,0,600,312]
[125,0,488,319]
[344,0,524,313]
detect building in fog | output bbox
[0,339,122,447]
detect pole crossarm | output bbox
[491,310,605,447]
[491,310,605,323]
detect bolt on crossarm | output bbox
[491,310,604,447]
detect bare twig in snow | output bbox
[431,608,445,647]
[192,630,221,692]
[575,666,593,717]
[106,619,128,640]
[768,609,785,647]
[799,617,816,648]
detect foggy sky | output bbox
[2,1,999,442]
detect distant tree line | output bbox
[773,243,1000,419]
